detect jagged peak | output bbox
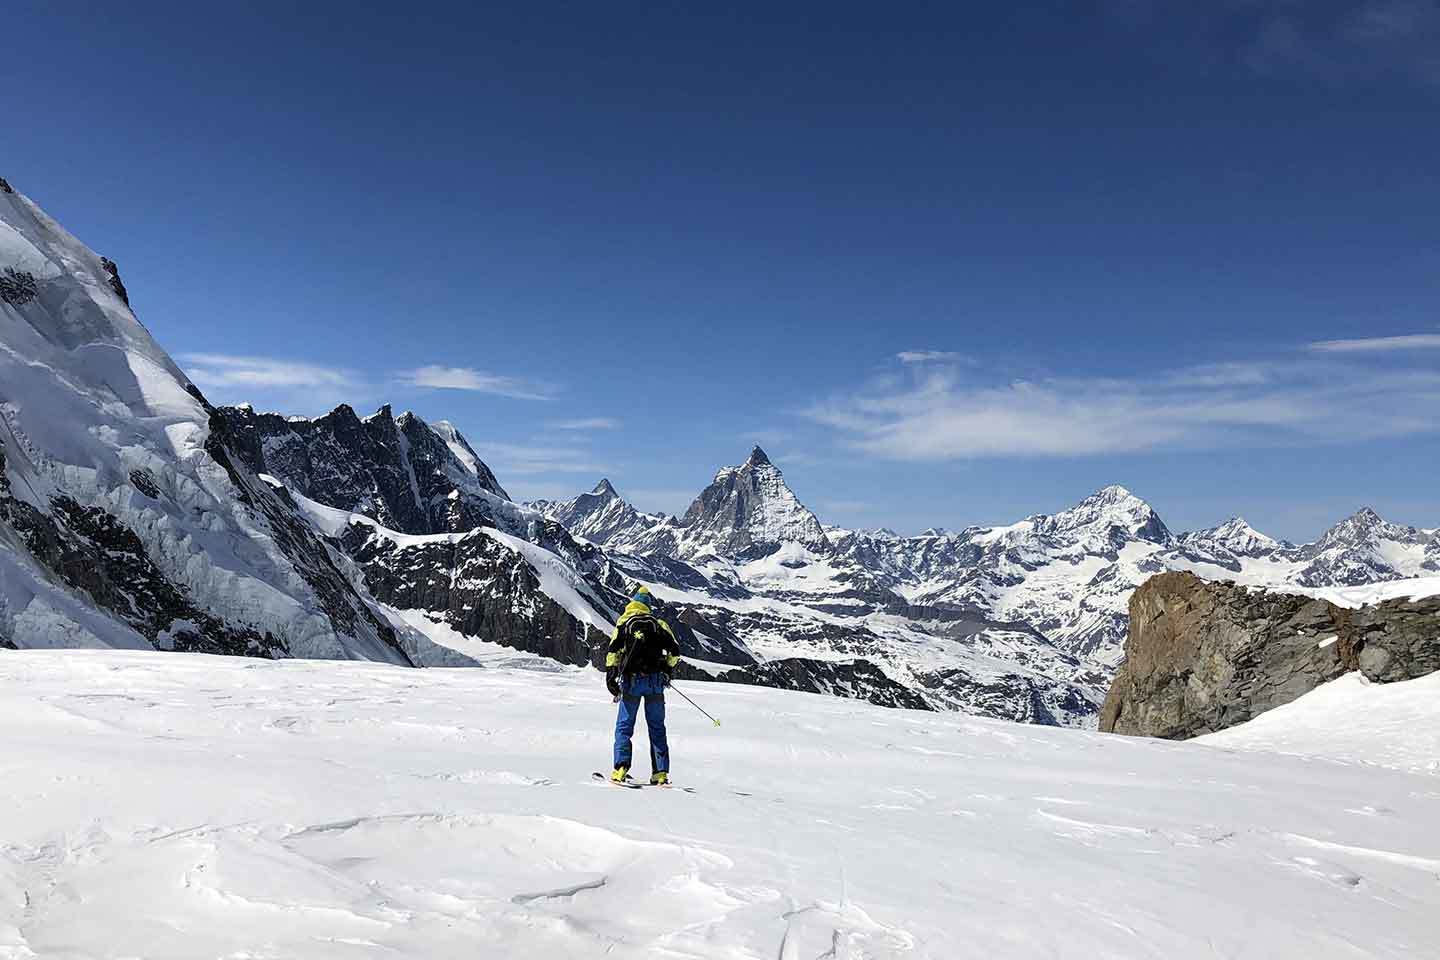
[1315,506,1404,546]
[363,403,396,423]
[746,445,772,467]
[591,478,619,498]
[322,403,361,423]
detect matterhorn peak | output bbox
[591,478,619,498]
[680,446,828,556]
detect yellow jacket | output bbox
[605,601,680,673]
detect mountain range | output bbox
[2,177,1435,726]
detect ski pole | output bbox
[669,681,721,727]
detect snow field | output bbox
[2,651,1438,958]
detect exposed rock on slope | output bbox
[1099,571,1440,739]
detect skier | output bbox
[605,585,681,785]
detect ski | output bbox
[591,772,694,792]
[593,771,642,789]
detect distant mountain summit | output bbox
[1296,507,1435,586]
[679,446,830,557]
[1034,484,1171,547]
[531,478,662,547]
[1180,517,1287,560]
[532,446,830,561]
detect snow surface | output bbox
[3,649,1437,958]
[1200,672,1440,776]
[1297,577,1440,609]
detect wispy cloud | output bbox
[1309,333,1440,353]
[181,353,357,389]
[179,352,369,415]
[1106,1,1440,91]
[549,417,621,431]
[804,349,1440,460]
[1246,0,1440,89]
[471,441,615,475]
[897,350,963,365]
[399,365,552,400]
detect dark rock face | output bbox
[341,524,609,667]
[219,404,508,535]
[0,268,38,306]
[0,177,12,194]
[100,257,131,307]
[193,388,416,664]
[1100,572,1440,739]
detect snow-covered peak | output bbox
[1291,506,1430,587]
[680,448,830,556]
[1033,485,1171,545]
[1181,516,1284,558]
[532,477,661,548]
[1311,507,1416,552]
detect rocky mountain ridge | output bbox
[1100,572,1440,739]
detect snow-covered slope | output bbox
[1200,670,1440,775]
[0,180,418,661]
[3,649,1437,958]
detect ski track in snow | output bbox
[1,651,1438,959]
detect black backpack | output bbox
[618,614,664,674]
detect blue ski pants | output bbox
[613,673,669,773]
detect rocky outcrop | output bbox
[99,256,130,307]
[1100,572,1440,739]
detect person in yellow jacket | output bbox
[605,586,680,785]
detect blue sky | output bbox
[6,1,1438,540]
